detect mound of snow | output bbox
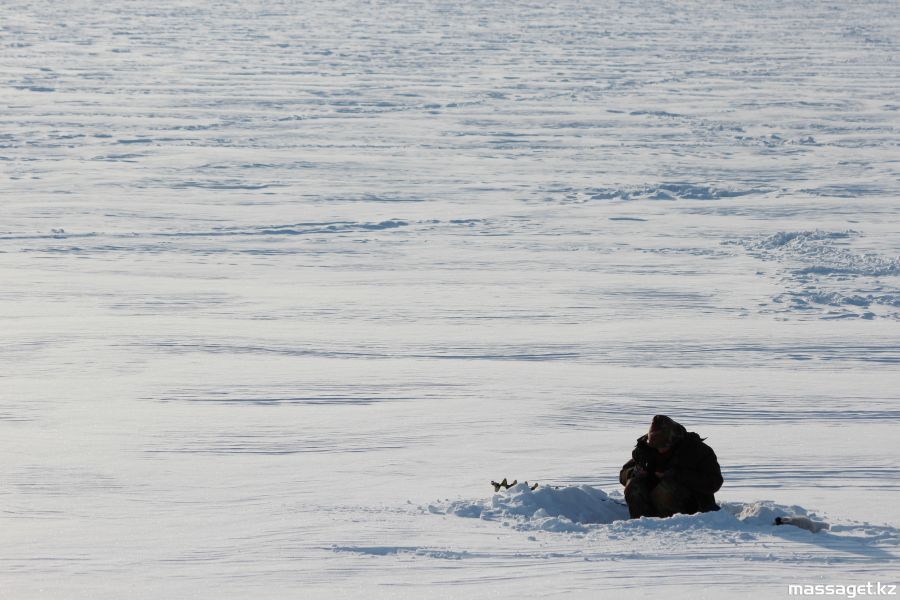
[432,486,835,535]
[436,483,629,532]
[605,500,825,534]
[725,500,808,526]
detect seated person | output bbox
[620,415,723,519]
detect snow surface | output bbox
[2,0,900,598]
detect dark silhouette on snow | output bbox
[620,415,723,519]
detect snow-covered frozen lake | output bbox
[2,1,899,597]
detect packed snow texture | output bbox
[736,231,900,317]
[2,0,900,598]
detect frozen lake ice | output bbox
[2,1,899,597]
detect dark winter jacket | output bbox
[619,424,723,513]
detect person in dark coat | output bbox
[619,415,723,519]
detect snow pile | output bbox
[603,501,837,539]
[726,500,807,526]
[433,486,841,536]
[435,483,629,532]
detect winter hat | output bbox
[647,415,682,450]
